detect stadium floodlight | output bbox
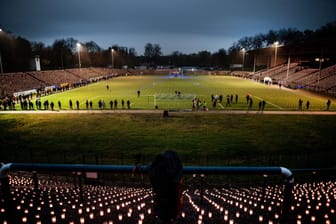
[111,48,114,69]
[76,43,81,69]
[315,57,326,84]
[0,28,4,73]
[241,48,246,71]
[273,41,279,66]
[0,50,2,73]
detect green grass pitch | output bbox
[39,75,331,111]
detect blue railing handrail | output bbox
[1,163,293,180]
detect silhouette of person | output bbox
[306,100,310,110]
[149,150,183,224]
[298,99,303,110]
[76,100,80,110]
[127,100,130,109]
[327,99,331,110]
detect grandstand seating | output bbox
[252,63,299,83]
[0,72,44,97]
[286,68,318,84]
[1,173,336,223]
[28,70,79,87]
[247,63,336,96]
[0,68,120,98]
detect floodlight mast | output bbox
[111,48,114,69]
[0,28,3,73]
[76,43,81,69]
[274,41,279,67]
[315,57,325,84]
[241,48,246,71]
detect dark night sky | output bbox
[1,0,335,55]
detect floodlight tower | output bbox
[315,57,325,84]
[0,28,3,73]
[76,42,81,69]
[274,41,279,67]
[253,54,257,73]
[241,48,246,71]
[111,48,114,69]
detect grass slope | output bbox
[1,113,336,169]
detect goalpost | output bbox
[148,94,196,110]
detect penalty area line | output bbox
[218,103,225,109]
[253,95,283,110]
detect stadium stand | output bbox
[286,68,319,84]
[0,68,121,98]
[301,64,336,94]
[245,62,336,96]
[251,63,299,83]
[0,72,44,97]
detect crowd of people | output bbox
[189,93,333,112]
[0,90,334,111]
[0,97,133,111]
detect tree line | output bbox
[0,21,335,72]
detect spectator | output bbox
[149,151,183,224]
[76,100,80,110]
[114,99,118,109]
[127,100,130,109]
[110,100,113,109]
[262,100,266,110]
[249,98,253,109]
[306,100,310,110]
[327,99,331,110]
[226,95,231,107]
[298,99,303,110]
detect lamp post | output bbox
[274,41,279,67]
[76,43,81,69]
[111,48,114,69]
[0,28,4,73]
[315,57,324,85]
[286,55,291,80]
[241,48,246,71]
[253,54,256,73]
[0,49,3,74]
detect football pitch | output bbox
[39,75,332,111]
